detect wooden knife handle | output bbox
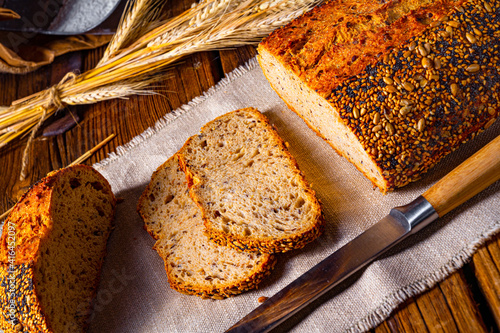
[423,134,500,217]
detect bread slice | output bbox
[177,107,323,254]
[258,0,499,192]
[137,155,276,299]
[0,165,116,333]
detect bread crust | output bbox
[167,255,277,299]
[0,165,116,333]
[258,0,499,192]
[259,0,468,96]
[178,108,324,254]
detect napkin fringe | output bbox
[346,219,500,333]
[93,57,261,169]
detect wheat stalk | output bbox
[89,0,320,77]
[63,82,157,105]
[144,0,307,50]
[131,0,318,67]
[151,0,244,46]
[0,0,323,178]
[99,0,164,65]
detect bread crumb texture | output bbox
[178,108,323,254]
[0,165,116,332]
[258,0,499,192]
[138,155,277,299]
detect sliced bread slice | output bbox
[178,107,323,254]
[137,155,276,299]
[0,165,116,333]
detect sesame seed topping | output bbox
[466,32,477,43]
[325,0,499,190]
[403,82,415,92]
[466,63,480,72]
[417,118,426,132]
[383,77,394,85]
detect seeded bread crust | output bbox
[137,155,277,299]
[258,0,499,192]
[0,165,116,333]
[178,108,323,254]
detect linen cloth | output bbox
[89,58,500,333]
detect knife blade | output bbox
[226,133,500,333]
[225,196,437,333]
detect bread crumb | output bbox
[258,296,269,303]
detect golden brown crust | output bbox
[259,0,467,96]
[259,0,499,192]
[167,255,278,299]
[0,165,116,333]
[178,108,324,254]
[0,165,116,263]
[205,218,324,254]
[0,177,54,266]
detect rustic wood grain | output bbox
[414,286,458,332]
[473,240,500,328]
[438,271,489,332]
[0,0,499,330]
[376,299,429,332]
[219,45,258,73]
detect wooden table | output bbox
[1,1,499,331]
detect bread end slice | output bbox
[0,165,116,333]
[178,108,323,254]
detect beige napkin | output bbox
[90,58,500,333]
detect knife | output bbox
[226,133,500,333]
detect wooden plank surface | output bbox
[0,0,499,331]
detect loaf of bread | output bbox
[137,155,276,299]
[0,165,116,332]
[177,107,323,254]
[258,0,499,192]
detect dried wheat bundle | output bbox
[0,0,323,179]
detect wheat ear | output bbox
[0,0,322,155]
[132,0,322,67]
[63,82,157,105]
[99,0,164,66]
